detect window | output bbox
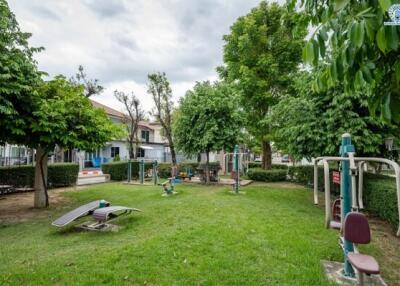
[136,148,145,158]
[111,147,120,158]
[141,130,150,143]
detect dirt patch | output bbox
[0,186,88,224]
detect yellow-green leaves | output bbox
[335,0,350,11]
[350,21,365,48]
[378,0,392,12]
[376,26,386,52]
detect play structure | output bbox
[127,159,159,185]
[161,166,193,196]
[52,200,141,231]
[314,133,400,285]
[224,145,250,193]
[161,177,178,196]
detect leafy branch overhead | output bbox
[290,0,400,122]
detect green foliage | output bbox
[220,1,307,167]
[197,161,221,171]
[0,163,78,188]
[31,76,121,152]
[363,173,399,230]
[0,0,43,145]
[0,165,34,187]
[269,71,397,160]
[47,163,80,188]
[173,82,243,156]
[287,165,339,195]
[247,168,287,182]
[158,163,172,178]
[147,72,177,164]
[288,0,400,122]
[248,162,288,170]
[101,161,153,181]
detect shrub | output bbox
[247,168,287,182]
[363,173,399,230]
[101,161,152,181]
[248,162,288,170]
[158,163,172,178]
[287,165,339,194]
[0,163,79,188]
[197,161,221,170]
[47,163,79,188]
[0,165,34,187]
[272,164,289,170]
[248,162,261,168]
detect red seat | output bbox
[347,253,379,275]
[344,212,380,278]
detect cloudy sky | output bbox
[9,0,264,114]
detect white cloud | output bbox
[8,0,262,114]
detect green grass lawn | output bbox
[1,183,350,285]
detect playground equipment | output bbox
[314,133,400,283]
[161,177,179,196]
[224,145,250,193]
[127,159,159,185]
[52,200,141,231]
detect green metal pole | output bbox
[234,145,239,193]
[140,159,144,184]
[128,159,131,183]
[340,133,355,277]
[153,160,158,185]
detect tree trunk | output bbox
[170,142,177,166]
[262,140,272,170]
[34,147,48,208]
[205,150,210,184]
[128,140,135,159]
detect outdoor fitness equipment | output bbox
[224,145,250,193]
[127,159,159,185]
[314,133,400,282]
[161,177,178,195]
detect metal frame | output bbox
[313,133,400,279]
[313,155,400,237]
[127,159,159,185]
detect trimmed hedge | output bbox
[287,165,339,194]
[247,162,288,170]
[247,168,287,182]
[101,161,153,181]
[48,163,80,188]
[363,173,399,230]
[0,163,79,188]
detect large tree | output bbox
[114,90,144,159]
[269,71,397,161]
[220,1,307,169]
[290,0,400,122]
[0,1,118,208]
[0,0,43,145]
[147,72,177,165]
[173,81,243,183]
[31,76,118,207]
